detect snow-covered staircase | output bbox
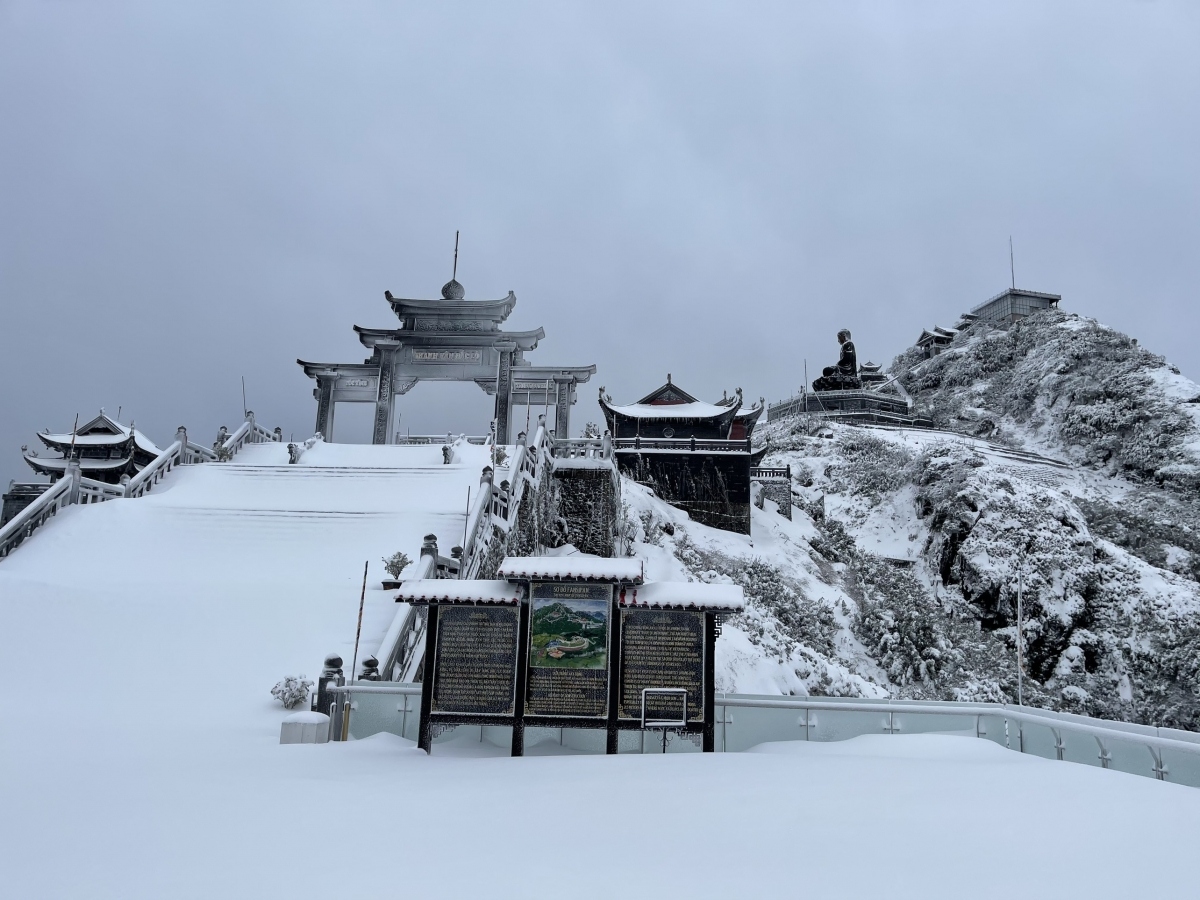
[0,439,496,667]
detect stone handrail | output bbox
[374,552,438,681]
[1,411,278,561]
[612,437,752,453]
[395,434,489,446]
[123,440,184,499]
[459,420,552,580]
[0,475,73,559]
[213,411,281,458]
[551,435,613,461]
[287,433,322,465]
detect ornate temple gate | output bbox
[298,280,594,443]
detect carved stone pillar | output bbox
[554,377,572,440]
[372,342,399,446]
[493,343,516,445]
[314,373,335,441]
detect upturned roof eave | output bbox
[385,290,518,321]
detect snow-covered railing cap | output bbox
[497,556,644,584]
[395,579,524,605]
[621,582,745,612]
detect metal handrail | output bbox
[715,696,1200,782]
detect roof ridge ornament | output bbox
[441,230,465,300]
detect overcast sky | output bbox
[2,2,1198,487]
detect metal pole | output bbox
[350,561,369,684]
[1017,565,1024,706]
[462,486,471,549]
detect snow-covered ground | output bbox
[4,429,1200,896]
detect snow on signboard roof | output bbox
[624,581,745,611]
[394,580,524,605]
[498,556,644,583]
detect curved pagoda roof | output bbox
[383,287,518,330]
[24,412,160,482]
[34,412,160,456]
[599,380,761,424]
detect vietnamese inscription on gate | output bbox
[432,606,520,715]
[619,609,705,722]
[526,583,612,718]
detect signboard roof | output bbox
[498,556,644,583]
[395,579,524,605]
[624,581,745,611]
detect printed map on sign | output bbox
[529,594,608,670]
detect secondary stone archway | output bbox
[297,278,595,443]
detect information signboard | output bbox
[525,582,612,718]
[618,608,705,722]
[431,605,520,716]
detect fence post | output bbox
[421,533,439,569]
[66,457,81,505]
[175,426,188,463]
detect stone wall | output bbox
[552,465,620,557]
[754,478,793,520]
[616,452,751,535]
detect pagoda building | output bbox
[599,377,763,535]
[297,278,595,444]
[22,411,161,485]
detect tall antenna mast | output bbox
[452,230,460,281]
[1009,236,1015,290]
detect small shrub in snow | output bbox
[382,551,412,579]
[271,675,313,710]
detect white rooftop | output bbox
[605,401,732,419]
[394,579,523,605]
[498,556,644,582]
[625,581,745,611]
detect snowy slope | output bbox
[0,438,495,669]
[667,308,1200,729]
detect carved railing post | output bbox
[66,457,81,506]
[420,533,439,569]
[175,426,188,463]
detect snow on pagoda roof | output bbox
[394,580,524,605]
[603,400,734,420]
[23,455,132,472]
[624,581,745,611]
[498,556,644,583]
[37,413,161,456]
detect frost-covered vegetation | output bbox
[642,309,1200,730]
[270,675,313,710]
